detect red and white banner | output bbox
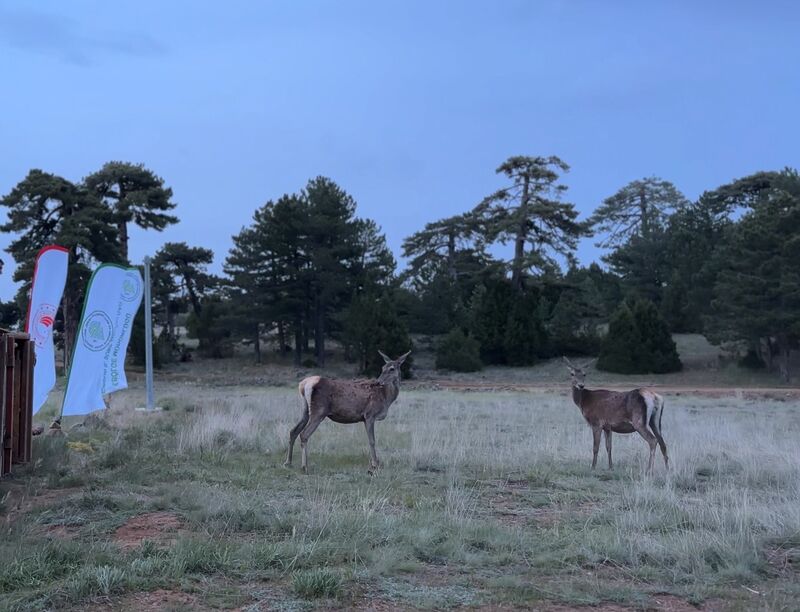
[25,246,69,414]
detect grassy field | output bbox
[1,373,799,610]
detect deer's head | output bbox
[377,350,411,385]
[563,356,588,389]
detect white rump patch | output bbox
[301,376,321,413]
[303,376,319,411]
[640,389,657,435]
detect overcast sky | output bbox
[1,1,798,299]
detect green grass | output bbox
[3,382,799,610]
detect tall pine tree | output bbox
[84,162,177,261]
[1,170,120,365]
[473,156,586,291]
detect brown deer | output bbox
[284,350,411,474]
[563,357,668,473]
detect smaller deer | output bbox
[285,350,411,474]
[563,357,668,473]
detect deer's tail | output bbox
[640,390,664,438]
[650,393,665,438]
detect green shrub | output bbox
[435,328,482,372]
[598,298,681,374]
[292,568,342,599]
[738,349,765,370]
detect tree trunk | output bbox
[302,300,311,352]
[315,289,325,367]
[277,320,286,354]
[116,183,130,262]
[447,230,457,281]
[511,176,531,292]
[185,278,202,316]
[777,335,791,382]
[167,305,175,339]
[254,324,261,364]
[62,291,79,372]
[761,337,773,369]
[118,221,129,262]
[293,318,302,367]
[639,186,649,238]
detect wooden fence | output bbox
[0,330,34,476]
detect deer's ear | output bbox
[397,350,411,364]
[378,350,391,363]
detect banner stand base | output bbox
[135,407,163,412]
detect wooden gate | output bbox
[0,330,34,476]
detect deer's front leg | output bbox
[604,429,613,470]
[364,417,380,472]
[591,427,601,469]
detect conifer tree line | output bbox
[1,158,799,380]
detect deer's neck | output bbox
[383,379,400,405]
[572,385,587,414]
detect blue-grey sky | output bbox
[1,1,798,300]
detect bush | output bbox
[597,298,681,374]
[292,568,342,599]
[738,349,765,370]
[435,328,482,372]
[503,292,548,366]
[342,291,414,377]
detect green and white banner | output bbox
[61,264,144,417]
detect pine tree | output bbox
[469,280,513,364]
[598,298,681,374]
[632,299,682,373]
[660,271,690,332]
[503,290,548,366]
[590,177,689,247]
[1,170,120,365]
[152,242,216,318]
[549,279,603,356]
[84,162,178,260]
[402,213,482,283]
[342,291,413,376]
[474,156,586,291]
[597,303,642,373]
[707,168,800,381]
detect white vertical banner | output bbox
[104,268,144,394]
[61,264,143,417]
[25,246,69,414]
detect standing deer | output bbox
[563,357,668,473]
[284,350,411,474]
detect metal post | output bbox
[143,256,155,410]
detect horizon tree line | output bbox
[1,158,798,380]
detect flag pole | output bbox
[143,256,155,410]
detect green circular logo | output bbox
[82,311,113,351]
[122,271,142,302]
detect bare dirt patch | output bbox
[113,511,183,550]
[2,485,81,524]
[43,523,80,539]
[80,589,210,611]
[351,598,409,611]
[649,594,727,611]
[765,545,800,575]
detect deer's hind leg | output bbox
[650,397,669,469]
[299,410,327,474]
[634,425,658,474]
[364,417,380,474]
[284,411,309,467]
